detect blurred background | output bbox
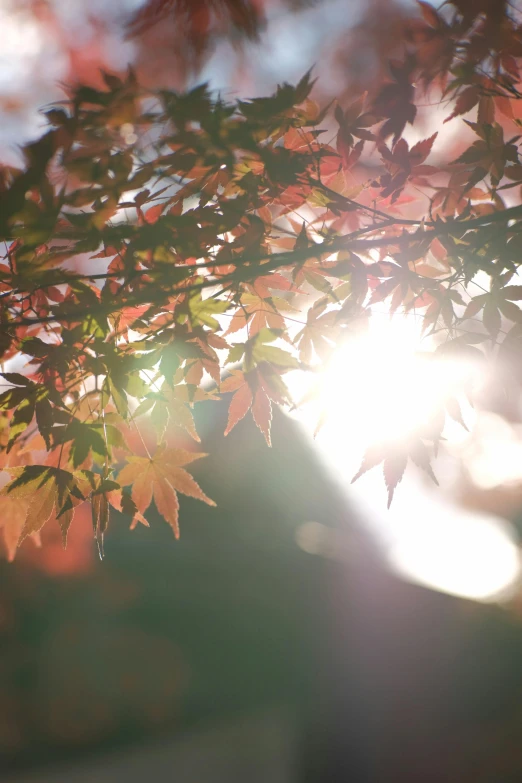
[4,1,522,781]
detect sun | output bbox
[288,312,522,604]
[312,313,478,452]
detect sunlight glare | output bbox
[462,412,522,489]
[318,315,477,447]
[0,8,46,90]
[287,314,521,603]
[387,503,521,603]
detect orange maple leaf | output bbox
[220,370,273,446]
[117,447,215,538]
[0,495,41,561]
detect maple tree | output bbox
[1,0,522,558]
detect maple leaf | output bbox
[352,438,438,507]
[294,300,337,364]
[408,1,454,86]
[183,333,228,386]
[135,382,208,442]
[224,292,287,336]
[372,58,417,144]
[383,453,408,508]
[0,466,85,550]
[108,488,149,530]
[224,381,254,434]
[0,495,40,561]
[444,86,480,123]
[334,93,377,167]
[220,369,275,446]
[117,447,215,538]
[377,133,437,199]
[251,272,303,300]
[453,122,518,187]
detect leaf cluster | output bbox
[2,1,522,553]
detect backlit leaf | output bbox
[118,448,214,538]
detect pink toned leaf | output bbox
[410,133,437,166]
[224,383,253,436]
[495,95,514,119]
[251,389,272,446]
[444,87,479,123]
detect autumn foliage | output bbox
[2,0,522,558]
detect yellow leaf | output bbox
[153,476,180,538]
[19,479,56,544]
[118,457,154,514]
[158,465,215,506]
[0,496,29,560]
[161,448,209,467]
